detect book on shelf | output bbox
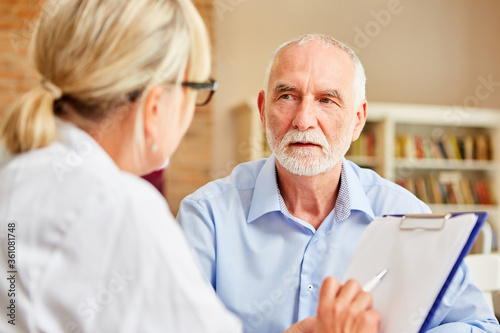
[429,177,444,204]
[414,135,425,159]
[347,131,375,158]
[447,135,462,160]
[475,135,490,160]
[439,172,464,205]
[429,138,443,160]
[444,183,458,204]
[459,178,475,205]
[421,137,434,160]
[475,179,493,206]
[414,176,429,203]
[397,172,495,206]
[438,135,462,160]
[395,134,492,161]
[462,135,474,160]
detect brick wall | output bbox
[0,1,39,111]
[166,0,215,215]
[0,0,216,215]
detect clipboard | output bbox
[342,212,487,333]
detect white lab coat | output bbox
[0,119,242,333]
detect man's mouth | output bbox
[290,142,321,148]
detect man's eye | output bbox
[279,94,292,100]
[320,98,333,104]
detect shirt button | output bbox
[307,284,313,291]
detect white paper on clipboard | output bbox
[342,213,481,333]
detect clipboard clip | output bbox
[399,213,451,231]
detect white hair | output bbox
[263,33,366,108]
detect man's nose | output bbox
[292,98,318,131]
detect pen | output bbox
[362,268,388,292]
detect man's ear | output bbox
[143,85,164,144]
[257,90,266,132]
[351,100,367,142]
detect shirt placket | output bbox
[297,232,323,320]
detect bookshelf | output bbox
[349,103,500,248]
[233,101,500,248]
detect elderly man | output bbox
[178,34,499,332]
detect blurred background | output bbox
[212,0,500,186]
[1,0,499,210]
[3,0,499,214]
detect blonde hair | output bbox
[0,0,210,155]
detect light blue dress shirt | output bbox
[178,155,499,333]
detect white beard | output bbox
[266,122,354,176]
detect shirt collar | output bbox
[342,158,375,220]
[55,118,120,172]
[247,155,281,223]
[247,156,375,224]
[334,164,351,222]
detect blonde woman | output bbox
[0,0,241,332]
[0,1,381,332]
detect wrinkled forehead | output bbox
[269,40,356,94]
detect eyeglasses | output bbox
[182,78,218,106]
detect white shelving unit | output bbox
[233,101,500,247]
[355,103,500,244]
